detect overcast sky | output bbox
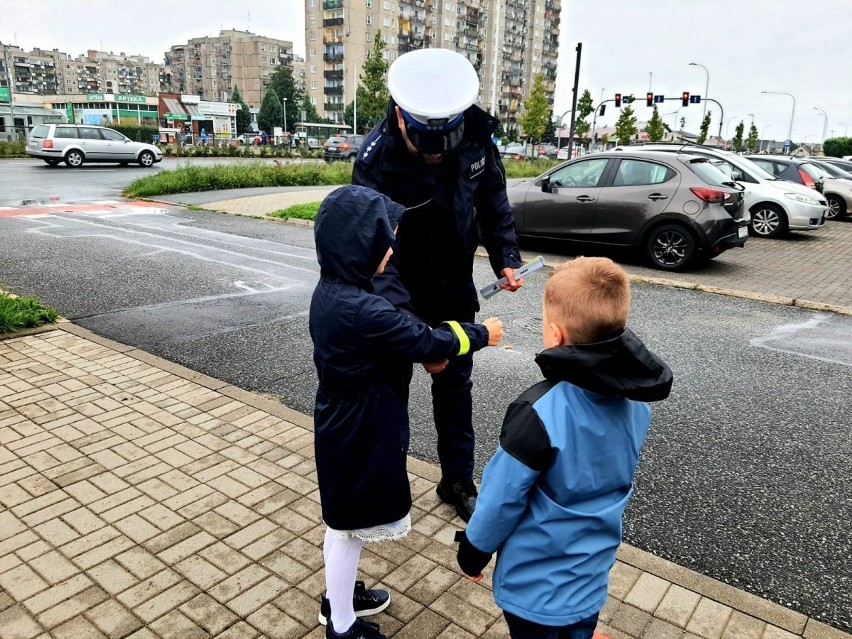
[2,0,850,142]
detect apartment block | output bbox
[302,0,561,131]
[166,30,294,107]
[0,43,171,96]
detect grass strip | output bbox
[0,293,60,334]
[123,158,560,198]
[268,202,321,221]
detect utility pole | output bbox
[566,43,582,161]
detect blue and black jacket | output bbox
[310,186,491,530]
[352,101,522,323]
[457,330,673,625]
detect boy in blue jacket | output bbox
[310,185,502,639]
[456,257,672,639]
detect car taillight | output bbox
[339,143,350,150]
[42,140,53,149]
[798,168,817,189]
[690,187,733,203]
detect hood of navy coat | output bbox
[534,328,673,402]
[314,185,405,288]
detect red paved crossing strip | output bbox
[0,200,165,217]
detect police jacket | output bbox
[310,186,491,530]
[352,101,523,323]
[457,330,673,625]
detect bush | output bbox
[110,125,158,143]
[0,293,59,334]
[0,140,26,158]
[824,137,852,158]
[503,158,560,178]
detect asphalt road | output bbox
[1,202,850,631]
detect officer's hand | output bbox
[482,317,503,346]
[499,267,524,292]
[423,360,449,374]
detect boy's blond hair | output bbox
[544,257,630,344]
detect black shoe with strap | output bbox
[436,477,478,522]
[326,618,386,639]
[319,581,390,626]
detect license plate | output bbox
[737,226,748,239]
[327,146,337,151]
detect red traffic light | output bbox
[646,92,654,107]
[615,93,622,107]
[682,91,690,107]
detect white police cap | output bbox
[388,48,479,131]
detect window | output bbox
[79,127,101,140]
[54,126,79,138]
[310,65,317,73]
[310,31,316,40]
[101,129,125,141]
[310,14,316,24]
[310,0,316,5]
[549,158,609,188]
[310,48,316,57]
[366,15,372,24]
[612,160,673,186]
[311,81,317,89]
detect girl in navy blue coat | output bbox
[310,185,502,639]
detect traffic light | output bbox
[599,104,606,116]
[615,93,621,108]
[646,92,654,107]
[682,91,690,107]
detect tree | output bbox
[518,74,551,144]
[697,112,712,144]
[746,123,760,153]
[231,86,252,135]
[300,96,323,124]
[732,121,745,152]
[257,87,282,135]
[352,32,390,134]
[572,89,594,148]
[542,116,556,144]
[614,104,638,146]
[645,105,665,142]
[267,66,300,111]
[824,137,852,158]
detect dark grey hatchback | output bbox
[508,150,749,271]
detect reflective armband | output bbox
[443,321,471,356]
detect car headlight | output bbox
[784,192,820,205]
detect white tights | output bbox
[324,528,365,633]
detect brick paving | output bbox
[2,324,850,639]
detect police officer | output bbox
[352,48,523,522]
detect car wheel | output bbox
[138,151,155,167]
[64,150,84,168]
[43,159,60,166]
[645,224,696,271]
[826,194,847,219]
[749,204,788,238]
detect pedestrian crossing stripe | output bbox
[0,201,165,217]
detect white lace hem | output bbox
[326,514,412,543]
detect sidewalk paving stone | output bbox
[1,326,850,639]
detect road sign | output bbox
[689,95,702,104]
[0,87,10,103]
[783,139,792,153]
[654,95,665,104]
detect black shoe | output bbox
[437,478,478,522]
[319,581,390,626]
[326,618,386,639]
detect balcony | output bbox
[323,51,344,62]
[323,36,344,45]
[324,69,344,79]
[324,102,344,111]
[325,86,343,95]
[323,17,344,27]
[323,0,343,8]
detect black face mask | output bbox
[404,119,465,155]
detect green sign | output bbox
[165,113,188,121]
[86,93,105,101]
[115,95,146,104]
[0,87,11,103]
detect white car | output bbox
[26,124,162,168]
[614,144,828,238]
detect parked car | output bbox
[806,159,852,219]
[617,143,829,238]
[743,155,828,193]
[507,150,749,271]
[237,133,262,145]
[815,157,852,173]
[322,134,364,161]
[26,124,163,168]
[501,143,530,160]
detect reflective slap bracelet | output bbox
[479,256,546,300]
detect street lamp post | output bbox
[352,52,368,135]
[663,110,680,139]
[688,62,709,123]
[813,107,828,143]
[761,91,796,152]
[282,97,287,140]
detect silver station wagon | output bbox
[26,124,163,168]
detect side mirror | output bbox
[541,176,551,193]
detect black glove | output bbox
[455,530,493,577]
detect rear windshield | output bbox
[814,162,845,177]
[800,164,827,181]
[731,155,776,180]
[327,137,348,144]
[683,157,731,186]
[29,125,49,139]
[54,127,79,139]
